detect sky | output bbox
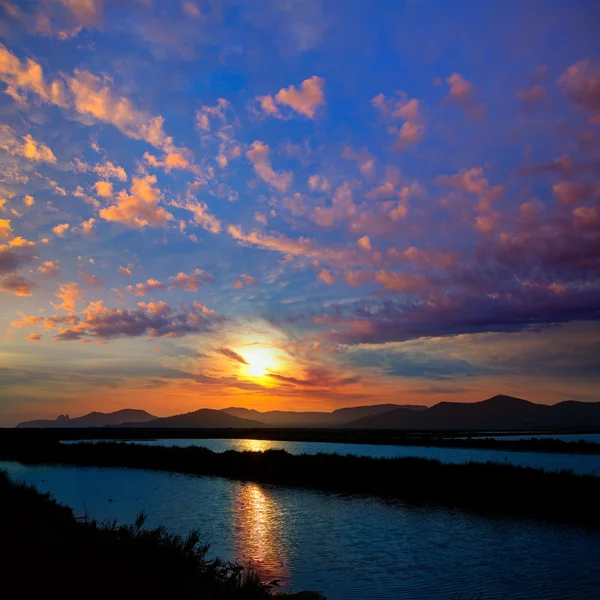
[0,0,599,425]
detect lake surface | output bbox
[2,460,599,600]
[64,437,600,475]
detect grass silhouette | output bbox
[0,470,325,600]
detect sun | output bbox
[243,348,275,378]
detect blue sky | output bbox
[0,0,599,425]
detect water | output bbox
[2,460,599,600]
[63,437,600,475]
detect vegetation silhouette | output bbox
[0,470,324,600]
[1,441,599,527]
[4,427,600,455]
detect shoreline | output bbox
[0,470,324,599]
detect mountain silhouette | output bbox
[17,409,157,428]
[220,403,425,427]
[124,408,266,428]
[343,395,600,430]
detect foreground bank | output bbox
[1,440,599,527]
[0,470,323,599]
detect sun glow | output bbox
[243,348,275,378]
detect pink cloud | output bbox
[559,59,600,124]
[446,73,485,120]
[126,279,165,297]
[246,141,293,191]
[169,269,213,292]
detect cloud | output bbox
[52,223,70,237]
[0,128,57,164]
[559,59,600,124]
[8,237,36,248]
[216,347,248,365]
[26,333,42,341]
[0,45,186,153]
[516,85,545,113]
[0,246,33,274]
[38,260,61,276]
[315,284,600,346]
[99,175,173,228]
[437,167,503,212]
[77,217,96,236]
[49,300,222,341]
[257,76,325,120]
[357,235,372,252]
[52,282,82,312]
[0,273,35,296]
[318,269,335,285]
[169,268,213,292]
[0,44,67,105]
[372,92,425,148]
[23,195,34,207]
[268,366,359,389]
[94,181,113,198]
[552,181,591,205]
[247,141,293,191]
[308,174,330,192]
[126,279,165,297]
[233,273,257,289]
[0,218,12,238]
[118,265,132,277]
[171,196,221,233]
[75,158,127,181]
[81,272,102,287]
[143,150,201,175]
[446,73,485,120]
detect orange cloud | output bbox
[78,217,96,236]
[52,282,82,312]
[26,333,42,341]
[23,195,34,206]
[0,218,12,238]
[99,175,173,229]
[8,236,36,248]
[94,181,113,198]
[52,223,70,237]
[38,260,61,276]
[0,127,57,163]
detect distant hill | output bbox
[124,408,266,428]
[342,395,600,430]
[17,409,156,429]
[221,403,426,427]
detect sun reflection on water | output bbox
[233,481,290,584]
[235,439,281,453]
